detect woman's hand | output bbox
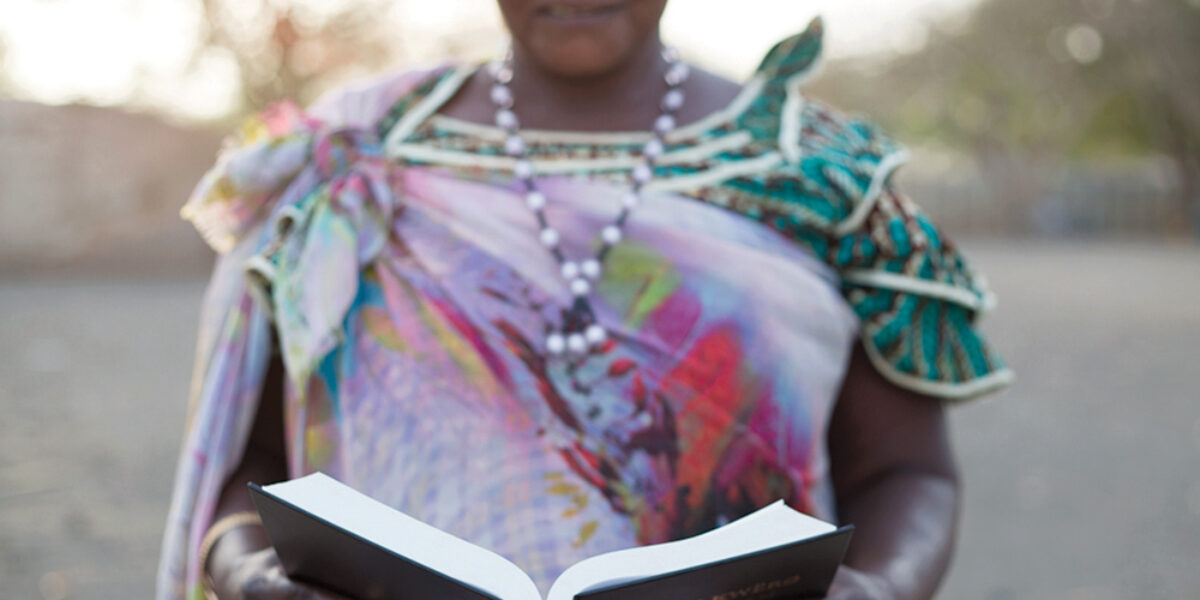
[205,354,342,599]
[824,565,895,600]
[214,548,350,600]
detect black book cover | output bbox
[250,482,852,600]
[577,526,853,600]
[249,483,499,600]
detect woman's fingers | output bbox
[235,549,350,600]
[241,569,349,599]
[823,566,892,600]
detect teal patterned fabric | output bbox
[715,19,1012,398]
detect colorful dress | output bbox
[157,20,1012,600]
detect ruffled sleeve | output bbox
[739,20,1014,400]
[157,73,417,600]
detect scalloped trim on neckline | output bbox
[385,62,767,152]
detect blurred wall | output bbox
[0,101,219,277]
[895,151,1180,236]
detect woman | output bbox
[158,1,1013,599]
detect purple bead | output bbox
[632,163,652,184]
[493,65,513,84]
[495,109,518,130]
[665,63,690,86]
[570,278,591,296]
[490,84,513,108]
[643,138,664,159]
[585,324,607,345]
[514,159,534,180]
[662,89,684,112]
[504,135,526,156]
[567,332,588,354]
[525,190,546,210]
[546,332,566,355]
[654,114,676,135]
[581,258,602,279]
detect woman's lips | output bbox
[536,2,626,21]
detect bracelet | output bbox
[198,511,264,596]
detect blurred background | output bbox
[0,0,1197,598]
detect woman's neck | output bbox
[506,35,669,131]
[436,35,743,134]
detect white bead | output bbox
[514,159,534,180]
[525,190,546,210]
[570,278,591,296]
[545,332,566,355]
[665,62,690,86]
[566,333,588,354]
[654,114,676,135]
[662,89,684,112]
[585,324,607,345]
[643,138,664,159]
[486,60,504,78]
[504,135,525,156]
[601,225,622,245]
[660,46,681,63]
[540,228,560,247]
[493,64,513,84]
[560,261,580,280]
[495,109,518,130]
[581,258,602,279]
[632,163,652,184]
[621,191,639,209]
[490,84,513,107]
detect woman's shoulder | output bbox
[726,19,908,234]
[181,65,448,253]
[306,64,453,132]
[724,24,1012,400]
[743,19,904,175]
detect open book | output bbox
[249,473,853,600]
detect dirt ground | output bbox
[1,239,1198,600]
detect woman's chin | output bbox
[523,35,638,78]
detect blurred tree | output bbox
[0,33,12,95]
[813,0,1200,232]
[192,0,401,114]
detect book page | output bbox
[265,473,541,600]
[545,501,836,600]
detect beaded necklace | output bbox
[486,48,689,357]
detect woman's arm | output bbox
[825,341,960,600]
[204,355,347,600]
